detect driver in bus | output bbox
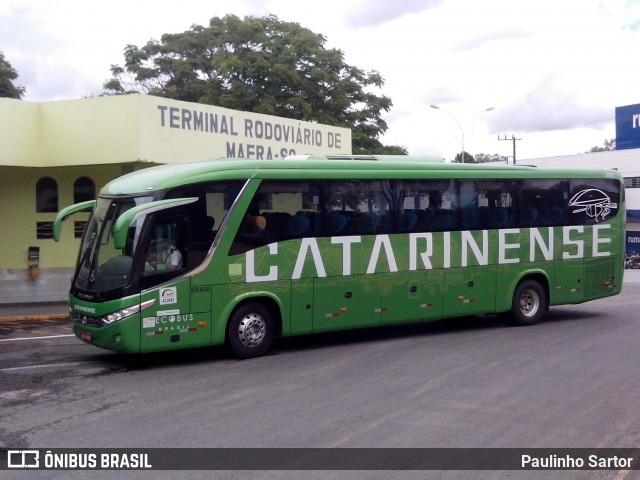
[162,239,183,271]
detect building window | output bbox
[37,222,54,239]
[624,177,640,189]
[74,177,96,203]
[36,177,58,212]
[74,221,87,239]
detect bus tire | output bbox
[510,279,547,326]
[227,302,274,359]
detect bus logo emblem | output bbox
[569,188,617,222]
[159,287,177,305]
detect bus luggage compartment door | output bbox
[312,274,382,333]
[442,267,496,317]
[381,270,444,324]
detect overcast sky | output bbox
[1,0,639,160]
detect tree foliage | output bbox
[473,153,509,163]
[451,151,508,163]
[452,150,475,163]
[104,14,396,154]
[586,138,616,153]
[0,51,25,99]
[371,144,409,155]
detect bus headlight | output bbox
[103,309,131,324]
[99,299,156,326]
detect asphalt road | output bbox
[1,280,640,480]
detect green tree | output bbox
[452,150,475,163]
[105,14,395,154]
[0,51,25,99]
[474,153,508,163]
[369,144,408,155]
[586,138,615,152]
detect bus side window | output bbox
[569,179,620,225]
[229,180,320,255]
[140,217,189,290]
[324,180,385,236]
[520,179,569,227]
[459,180,480,229]
[385,179,461,234]
[474,180,515,229]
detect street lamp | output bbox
[430,105,494,163]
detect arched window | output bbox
[36,177,58,212]
[74,177,96,203]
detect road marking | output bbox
[0,334,75,342]
[1,362,82,372]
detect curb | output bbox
[0,314,69,323]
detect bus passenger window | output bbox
[520,179,569,227]
[229,180,319,255]
[569,179,620,225]
[324,180,386,235]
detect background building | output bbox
[0,94,351,304]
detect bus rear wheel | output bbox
[227,303,274,359]
[510,279,547,326]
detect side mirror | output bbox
[53,200,96,241]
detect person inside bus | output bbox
[161,239,183,271]
[144,249,158,274]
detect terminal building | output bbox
[0,95,638,305]
[0,94,351,304]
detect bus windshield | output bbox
[74,196,153,299]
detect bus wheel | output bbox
[510,279,547,326]
[227,303,274,359]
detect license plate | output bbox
[80,332,92,342]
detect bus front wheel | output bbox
[227,303,274,359]
[510,279,547,326]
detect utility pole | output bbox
[498,134,521,164]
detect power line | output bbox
[498,134,522,164]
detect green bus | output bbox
[54,155,625,358]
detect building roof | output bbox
[523,149,640,178]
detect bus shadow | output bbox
[272,318,487,354]
[80,309,605,371]
[81,345,231,372]
[543,308,606,324]
[273,308,605,355]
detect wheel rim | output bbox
[237,312,266,347]
[519,288,540,318]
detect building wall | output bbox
[0,267,74,304]
[0,95,352,304]
[0,98,42,165]
[39,96,142,167]
[0,164,126,304]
